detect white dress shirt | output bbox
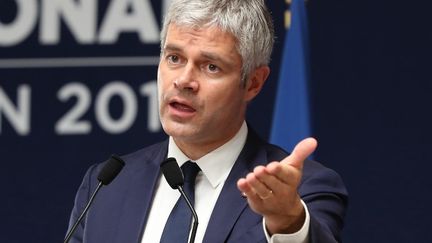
[141,122,309,243]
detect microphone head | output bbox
[97,154,125,185]
[160,157,184,189]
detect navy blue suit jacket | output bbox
[67,130,348,243]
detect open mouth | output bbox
[170,101,196,113]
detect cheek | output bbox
[156,80,164,110]
[208,88,244,115]
[157,70,171,102]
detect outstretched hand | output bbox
[237,138,317,235]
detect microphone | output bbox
[64,154,125,243]
[160,157,199,243]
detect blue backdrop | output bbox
[0,0,431,242]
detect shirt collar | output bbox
[167,121,248,188]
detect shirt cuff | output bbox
[263,200,310,243]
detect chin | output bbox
[162,121,198,138]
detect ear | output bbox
[244,65,270,102]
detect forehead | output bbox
[164,23,240,57]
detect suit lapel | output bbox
[114,141,168,243]
[203,130,267,243]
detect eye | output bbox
[207,64,220,73]
[167,55,181,64]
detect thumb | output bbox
[281,137,318,170]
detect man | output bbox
[66,0,348,242]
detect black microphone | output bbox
[64,154,125,243]
[160,157,199,243]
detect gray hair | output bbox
[160,0,275,84]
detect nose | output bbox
[174,64,199,92]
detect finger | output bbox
[238,177,262,200]
[254,165,284,193]
[237,178,253,195]
[264,162,298,186]
[281,137,317,170]
[245,171,273,198]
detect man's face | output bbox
[158,24,255,151]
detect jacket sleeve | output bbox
[65,164,99,243]
[300,162,348,243]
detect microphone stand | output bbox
[64,181,103,243]
[177,186,199,243]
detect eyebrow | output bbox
[163,44,233,67]
[199,49,236,69]
[163,44,183,54]
[201,51,228,65]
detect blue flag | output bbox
[270,0,312,153]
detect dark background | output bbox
[0,0,431,242]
